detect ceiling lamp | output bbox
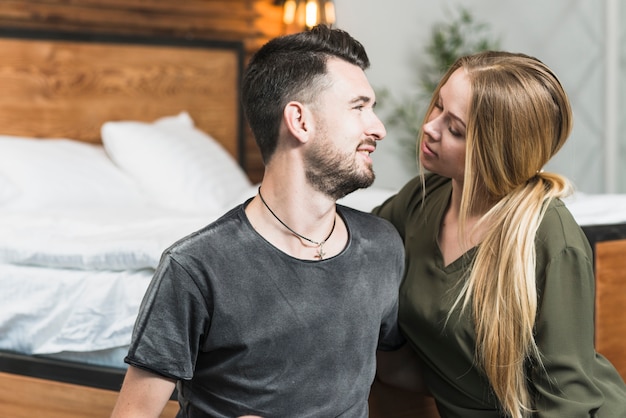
[277,0,336,32]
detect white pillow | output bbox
[101,112,251,213]
[0,136,151,211]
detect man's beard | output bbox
[304,139,376,201]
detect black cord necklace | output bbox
[257,186,336,260]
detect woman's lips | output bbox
[422,140,436,157]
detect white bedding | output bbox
[1,112,625,371]
[0,263,152,356]
[562,192,626,226]
[0,209,215,271]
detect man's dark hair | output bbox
[241,24,370,163]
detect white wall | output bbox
[334,0,624,194]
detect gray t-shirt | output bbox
[126,201,405,418]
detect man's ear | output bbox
[283,101,312,144]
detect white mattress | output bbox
[0,263,151,367]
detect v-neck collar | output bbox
[433,186,478,273]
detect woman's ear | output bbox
[283,101,312,144]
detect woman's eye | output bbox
[448,127,463,137]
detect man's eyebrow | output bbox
[349,95,373,105]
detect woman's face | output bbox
[420,68,471,184]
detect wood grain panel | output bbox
[0,372,178,418]
[0,1,253,38]
[33,0,251,14]
[0,0,277,48]
[0,35,241,159]
[594,239,626,380]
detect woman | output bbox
[374,51,626,417]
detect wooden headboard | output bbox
[0,29,246,169]
[583,224,626,381]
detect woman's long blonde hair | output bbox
[420,51,573,417]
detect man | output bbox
[111,24,405,418]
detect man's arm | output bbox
[111,365,177,418]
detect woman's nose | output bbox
[422,118,440,141]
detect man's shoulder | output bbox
[167,204,247,255]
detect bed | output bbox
[0,29,624,418]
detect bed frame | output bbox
[582,224,626,380]
[0,28,245,418]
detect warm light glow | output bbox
[324,1,336,25]
[305,0,318,28]
[283,0,297,25]
[281,0,335,32]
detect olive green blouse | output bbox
[373,173,626,417]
